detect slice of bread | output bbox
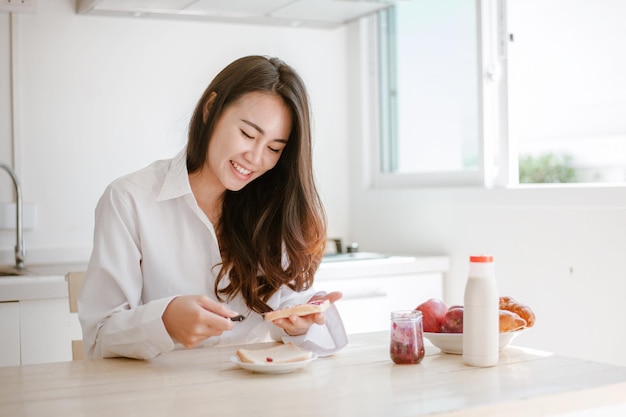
[236,342,313,364]
[264,299,331,321]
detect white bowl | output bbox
[423,329,526,355]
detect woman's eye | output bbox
[240,129,254,139]
[268,147,281,154]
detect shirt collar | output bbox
[157,147,192,202]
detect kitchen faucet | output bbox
[0,163,25,271]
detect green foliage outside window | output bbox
[519,152,578,184]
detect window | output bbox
[376,0,626,187]
[376,0,483,187]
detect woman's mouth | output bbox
[231,161,252,177]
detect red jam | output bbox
[390,311,425,365]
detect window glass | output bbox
[377,0,626,187]
[379,0,479,176]
[508,0,626,184]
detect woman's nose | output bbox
[244,143,263,166]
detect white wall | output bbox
[346,20,626,367]
[2,1,625,369]
[0,0,350,264]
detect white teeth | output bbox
[232,161,251,176]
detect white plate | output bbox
[230,354,318,374]
[423,329,526,355]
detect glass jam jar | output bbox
[390,310,425,364]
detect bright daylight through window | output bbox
[377,0,626,187]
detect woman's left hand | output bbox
[271,291,343,336]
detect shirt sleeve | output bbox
[78,184,176,360]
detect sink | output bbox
[321,252,390,263]
[0,266,38,277]
[0,263,87,278]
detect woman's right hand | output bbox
[162,295,238,348]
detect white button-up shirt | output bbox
[79,148,347,360]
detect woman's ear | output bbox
[202,92,217,123]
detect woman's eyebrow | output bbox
[241,119,289,143]
[241,119,264,134]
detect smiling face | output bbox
[205,91,293,193]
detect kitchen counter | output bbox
[0,263,86,301]
[316,254,449,280]
[0,256,445,367]
[0,256,448,302]
[1,332,625,417]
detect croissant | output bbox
[499,296,536,327]
[499,309,527,332]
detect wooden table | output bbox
[1,332,626,417]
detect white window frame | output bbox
[367,0,626,191]
[481,0,512,188]
[370,0,502,189]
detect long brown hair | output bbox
[187,56,327,313]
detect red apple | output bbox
[415,298,448,333]
[441,307,464,333]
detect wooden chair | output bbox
[65,271,86,360]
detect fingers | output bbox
[272,312,326,336]
[272,316,307,336]
[327,291,343,303]
[196,295,239,319]
[163,292,341,346]
[162,295,237,348]
[309,291,343,304]
[270,292,342,336]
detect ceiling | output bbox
[77,0,402,28]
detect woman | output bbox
[78,56,347,360]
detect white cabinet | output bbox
[315,256,448,334]
[20,298,81,365]
[318,272,443,334]
[0,302,20,367]
[0,274,82,367]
